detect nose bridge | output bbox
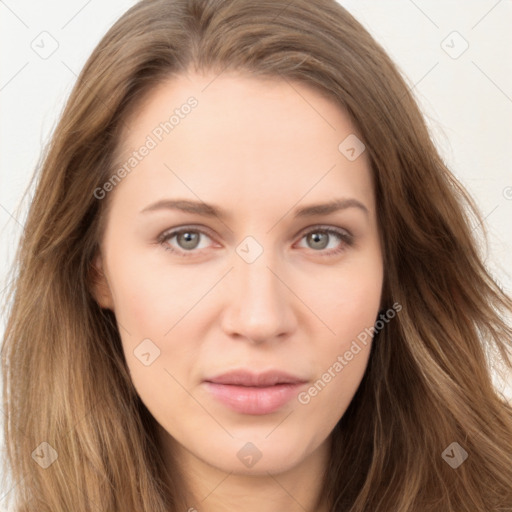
[221,235,295,342]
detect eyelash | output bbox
[157,225,354,259]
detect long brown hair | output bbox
[2,0,512,510]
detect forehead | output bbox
[109,71,375,218]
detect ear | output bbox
[89,252,115,311]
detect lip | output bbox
[203,370,308,415]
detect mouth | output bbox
[202,370,308,415]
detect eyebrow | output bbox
[140,197,369,219]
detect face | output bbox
[92,71,383,477]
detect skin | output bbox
[91,70,384,512]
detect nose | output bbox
[220,249,297,345]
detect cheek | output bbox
[113,273,200,428]
[301,253,381,414]
[295,338,372,453]
[105,250,208,381]
[106,245,204,338]
[312,261,382,346]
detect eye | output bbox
[158,227,216,257]
[157,225,354,258]
[295,226,353,256]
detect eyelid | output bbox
[293,225,354,256]
[157,223,353,257]
[294,224,352,241]
[157,225,219,250]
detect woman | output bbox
[2,0,512,510]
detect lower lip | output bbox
[203,382,305,415]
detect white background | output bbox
[1,0,511,504]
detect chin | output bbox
[188,429,325,476]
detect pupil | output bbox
[310,232,328,249]
[180,232,199,249]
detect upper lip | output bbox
[204,369,308,387]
